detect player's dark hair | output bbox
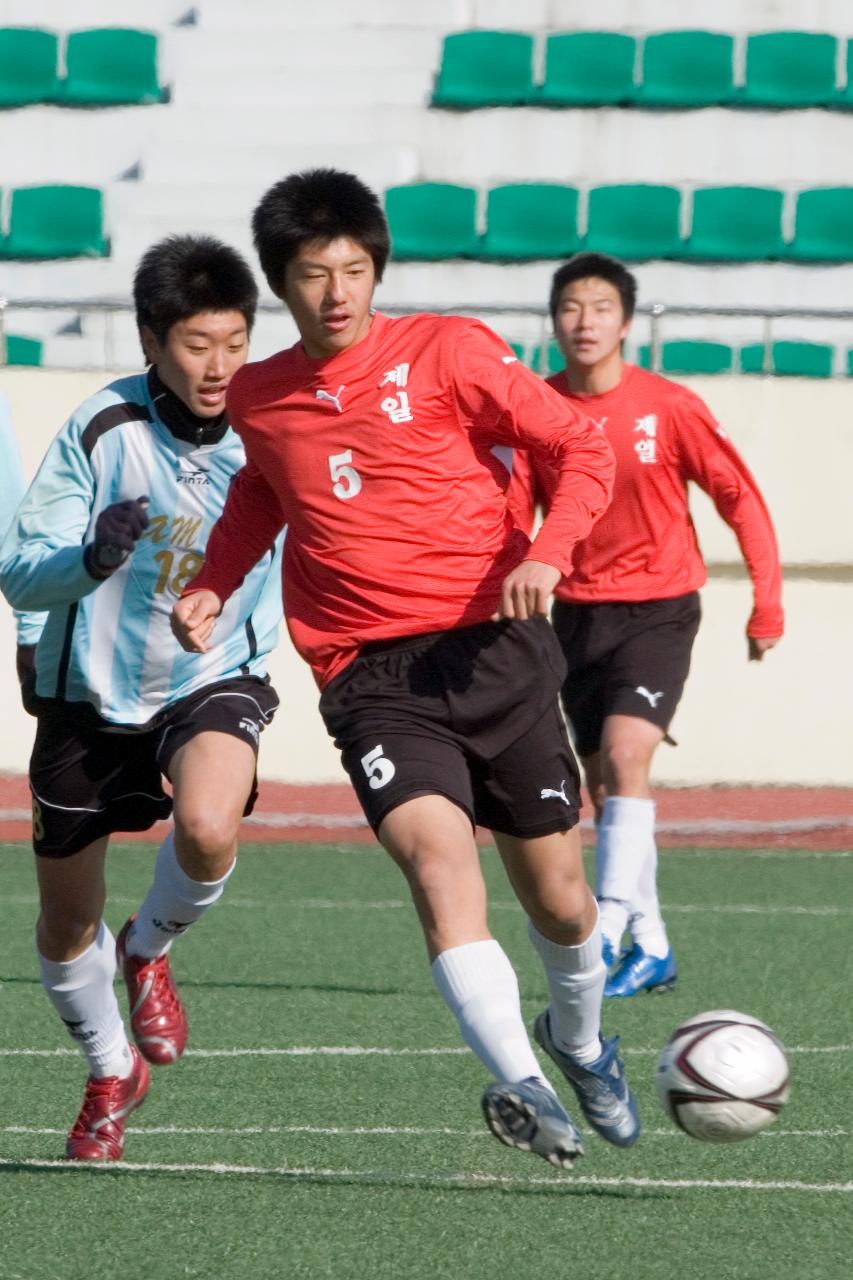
[252,168,391,293]
[133,234,258,347]
[549,252,637,325]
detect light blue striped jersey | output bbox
[0,373,283,726]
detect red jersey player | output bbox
[520,252,783,999]
[172,168,640,1168]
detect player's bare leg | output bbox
[379,794,583,1167]
[118,731,256,1064]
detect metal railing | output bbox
[2,296,853,372]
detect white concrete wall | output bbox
[1,368,851,785]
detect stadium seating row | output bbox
[386,183,853,262]
[0,186,107,258]
[433,29,853,110]
[517,339,845,379]
[0,26,164,107]
[2,334,845,379]
[4,180,853,266]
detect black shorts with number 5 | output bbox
[319,616,581,839]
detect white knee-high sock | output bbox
[127,832,235,959]
[39,921,133,1079]
[629,835,670,958]
[528,916,605,1065]
[431,940,552,1087]
[595,796,656,951]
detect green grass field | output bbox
[1,840,851,1280]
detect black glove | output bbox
[16,643,38,716]
[85,496,150,579]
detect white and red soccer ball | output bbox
[656,1009,790,1142]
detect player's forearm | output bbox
[720,493,784,636]
[0,545,104,610]
[184,483,284,607]
[528,433,615,572]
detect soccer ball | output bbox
[656,1009,789,1142]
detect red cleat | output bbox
[116,916,188,1065]
[66,1045,150,1161]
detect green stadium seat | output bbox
[740,342,834,377]
[385,183,479,259]
[531,342,565,375]
[59,28,164,105]
[432,31,534,107]
[3,335,43,367]
[739,344,767,374]
[771,341,834,378]
[740,31,837,107]
[0,27,59,106]
[685,186,785,260]
[660,340,734,374]
[539,32,636,106]
[585,184,683,259]
[847,348,853,376]
[636,344,653,370]
[788,188,853,261]
[2,185,108,259]
[507,341,528,364]
[482,184,580,259]
[636,30,735,107]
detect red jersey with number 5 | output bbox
[516,363,783,639]
[188,313,615,687]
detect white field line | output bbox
[0,1156,850,1193]
[3,1123,849,1140]
[3,894,851,916]
[1,1044,850,1059]
[1,808,853,836]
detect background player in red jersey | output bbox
[522,252,783,998]
[171,169,641,1169]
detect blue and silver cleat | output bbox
[481,1076,584,1169]
[534,1012,640,1147]
[604,944,677,998]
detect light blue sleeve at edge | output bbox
[0,392,47,642]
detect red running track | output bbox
[2,774,852,850]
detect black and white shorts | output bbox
[319,616,581,839]
[29,676,279,857]
[551,593,702,757]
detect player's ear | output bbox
[139,325,160,366]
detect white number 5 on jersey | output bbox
[328,449,362,500]
[361,744,396,790]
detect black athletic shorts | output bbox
[551,593,702,758]
[319,616,581,839]
[29,676,279,858]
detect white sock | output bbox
[431,940,552,1087]
[528,917,605,1065]
[595,796,656,951]
[629,836,670,958]
[128,832,235,959]
[39,921,133,1079]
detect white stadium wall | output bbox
[1,368,850,787]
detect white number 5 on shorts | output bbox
[360,744,396,790]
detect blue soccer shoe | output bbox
[533,1012,640,1148]
[603,944,677,998]
[481,1076,584,1170]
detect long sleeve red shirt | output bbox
[514,363,783,639]
[186,313,615,687]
